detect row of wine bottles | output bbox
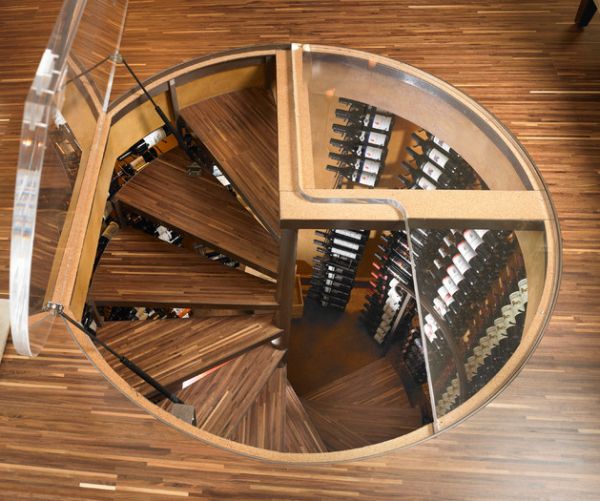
[326,97,395,188]
[110,125,233,199]
[397,130,484,191]
[126,212,183,246]
[430,278,528,415]
[98,305,191,322]
[359,230,416,344]
[109,125,172,197]
[307,228,369,311]
[401,325,428,385]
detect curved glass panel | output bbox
[10,0,128,356]
[297,45,534,193]
[290,44,560,435]
[409,225,547,419]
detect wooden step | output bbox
[284,382,327,453]
[303,358,411,408]
[179,88,280,237]
[169,343,285,437]
[303,400,422,446]
[302,400,371,451]
[114,148,278,277]
[229,366,286,451]
[300,358,421,450]
[90,227,277,309]
[95,314,282,397]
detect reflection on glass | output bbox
[411,227,530,416]
[10,0,128,356]
[301,48,532,191]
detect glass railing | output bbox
[10,0,128,356]
[290,43,560,433]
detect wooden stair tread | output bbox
[179,87,280,237]
[284,382,327,453]
[303,358,411,407]
[115,151,278,277]
[95,314,282,397]
[173,343,285,436]
[90,227,277,309]
[305,400,422,445]
[302,400,371,451]
[229,366,286,451]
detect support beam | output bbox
[273,229,298,350]
[280,189,549,230]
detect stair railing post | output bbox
[272,229,298,350]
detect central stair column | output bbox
[272,229,298,350]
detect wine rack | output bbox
[326,97,394,188]
[360,230,415,345]
[359,128,527,414]
[307,228,369,311]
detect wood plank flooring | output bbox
[180,87,280,238]
[95,314,282,396]
[90,227,278,309]
[0,1,599,500]
[115,150,279,276]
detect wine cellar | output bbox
[7,0,598,497]
[8,36,561,460]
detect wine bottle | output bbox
[335,107,394,132]
[329,138,386,162]
[96,221,119,255]
[332,123,391,148]
[314,239,361,258]
[338,97,369,113]
[329,152,383,174]
[314,235,364,252]
[309,277,352,292]
[406,146,468,185]
[326,164,378,188]
[117,125,168,161]
[400,161,455,189]
[316,228,368,242]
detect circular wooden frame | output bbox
[60,44,561,463]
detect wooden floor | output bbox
[0,1,599,500]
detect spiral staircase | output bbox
[87,85,423,453]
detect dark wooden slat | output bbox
[95,314,282,397]
[302,400,371,451]
[180,88,280,237]
[90,227,277,309]
[304,400,422,445]
[229,366,286,451]
[284,382,327,453]
[304,358,411,408]
[115,150,279,277]
[301,359,420,449]
[171,343,285,436]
